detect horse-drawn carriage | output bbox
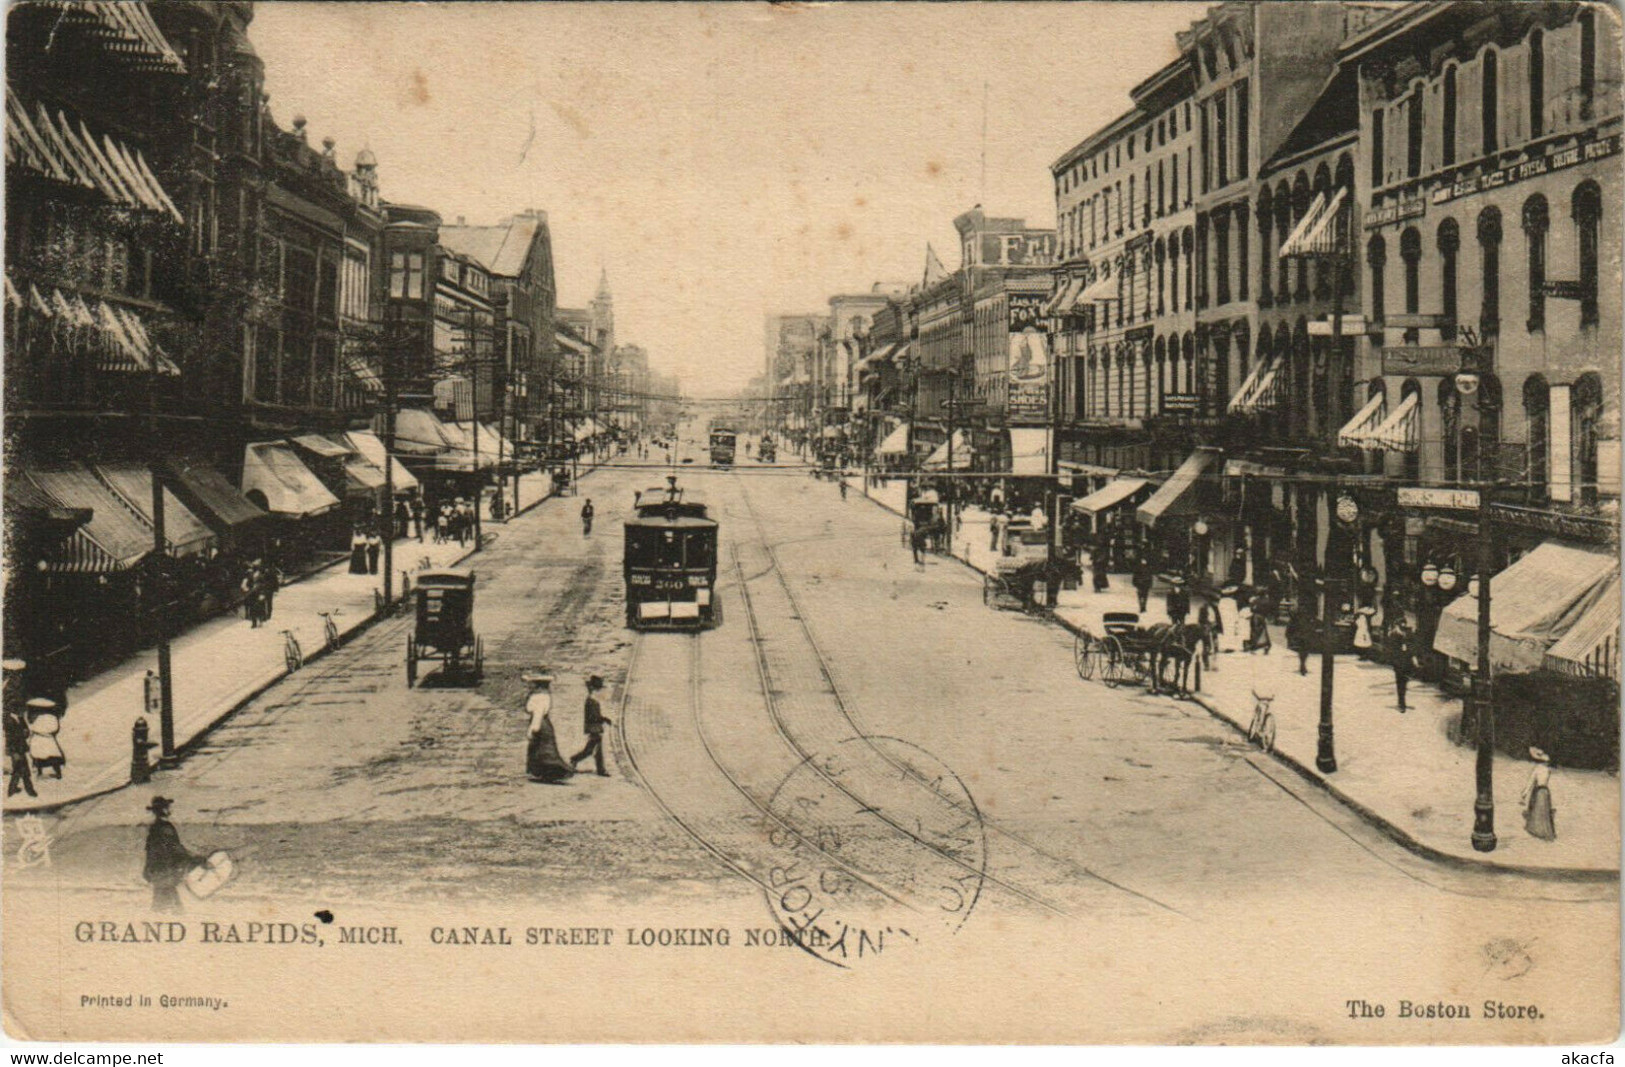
[1073,611,1201,695]
[406,569,483,686]
[983,526,1052,611]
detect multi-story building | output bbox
[438,210,557,447]
[764,312,824,445]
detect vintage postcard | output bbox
[2,0,1620,1045]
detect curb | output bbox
[5,530,494,816]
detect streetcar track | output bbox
[729,470,1186,919]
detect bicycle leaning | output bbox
[319,610,341,652]
[1247,689,1277,753]
[280,630,304,673]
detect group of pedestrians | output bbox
[241,559,281,628]
[522,670,611,783]
[347,526,385,576]
[433,498,479,546]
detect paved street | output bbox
[4,450,1616,1037]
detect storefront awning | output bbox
[1136,447,1220,527]
[23,463,155,572]
[1043,277,1084,315]
[1279,187,1346,259]
[1071,477,1150,516]
[1226,356,1281,414]
[876,423,911,456]
[91,462,214,557]
[1367,390,1419,451]
[241,442,341,518]
[854,342,898,377]
[166,456,267,531]
[1337,391,1388,448]
[922,430,973,471]
[1544,573,1621,680]
[343,430,419,493]
[1059,461,1119,478]
[289,433,352,459]
[390,408,457,456]
[345,354,383,393]
[1076,269,1121,305]
[1433,541,1619,673]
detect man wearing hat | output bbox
[143,796,201,913]
[570,675,612,777]
[4,660,34,798]
[1165,574,1191,628]
[522,671,573,783]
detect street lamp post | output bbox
[1470,482,1498,852]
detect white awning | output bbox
[1043,277,1084,315]
[1281,187,1346,258]
[1545,573,1622,679]
[1071,477,1150,515]
[241,442,341,518]
[1226,356,1281,415]
[922,431,972,471]
[1076,269,1120,304]
[1367,390,1419,451]
[1434,541,1619,673]
[343,430,418,492]
[1137,448,1220,527]
[876,423,911,456]
[1337,391,1388,448]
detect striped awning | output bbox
[13,96,181,220]
[1545,573,1621,680]
[345,354,384,393]
[1076,269,1121,305]
[37,1,187,73]
[1044,277,1085,315]
[91,462,215,557]
[1137,448,1221,527]
[1367,390,1419,451]
[1337,391,1388,448]
[1279,188,1346,258]
[922,431,973,471]
[166,456,267,532]
[1071,477,1150,516]
[24,463,154,573]
[1226,357,1282,415]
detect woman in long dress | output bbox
[1521,747,1556,840]
[522,672,574,783]
[348,528,368,574]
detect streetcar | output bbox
[624,475,720,629]
[708,422,737,467]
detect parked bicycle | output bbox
[1247,690,1277,753]
[319,611,341,652]
[281,630,303,673]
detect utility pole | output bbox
[1470,482,1497,851]
[464,307,483,542]
[145,361,176,766]
[380,308,400,608]
[1316,476,1340,774]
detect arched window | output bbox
[1275,182,1292,299]
[1143,340,1156,415]
[1481,49,1499,156]
[1257,187,1274,306]
[1523,194,1549,332]
[1581,8,1596,120]
[1529,30,1544,139]
[1573,180,1601,327]
[1213,332,1231,416]
[1170,155,1180,212]
[1439,377,1461,483]
[1183,228,1194,311]
[1400,227,1422,344]
[1155,238,1167,316]
[1154,335,1167,404]
[1524,374,1550,499]
[1436,219,1460,341]
[1406,87,1423,179]
[1183,332,1195,395]
[1473,374,1503,483]
[1237,202,1250,302]
[1292,172,1311,302]
[1401,379,1422,482]
[1573,372,1603,505]
[1313,164,1334,298]
[1442,66,1458,167]
[1234,322,1251,404]
[1335,155,1357,296]
[1478,207,1502,337]
[1169,238,1180,311]
[1365,235,1391,324]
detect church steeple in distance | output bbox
[589,268,614,354]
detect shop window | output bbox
[1523,194,1549,332]
[1400,227,1421,344]
[1524,374,1549,500]
[1481,50,1498,156]
[1573,181,1601,327]
[1436,219,1459,341]
[1478,207,1501,338]
[1442,66,1458,167]
[1529,31,1544,139]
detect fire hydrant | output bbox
[131,717,155,784]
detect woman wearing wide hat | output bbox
[521,671,574,784]
[1521,748,1557,841]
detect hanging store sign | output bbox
[1432,133,1621,205]
[1381,345,1470,376]
[1398,487,1480,510]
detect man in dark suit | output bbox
[570,675,612,777]
[143,796,200,913]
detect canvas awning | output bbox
[289,433,352,459]
[1076,269,1121,304]
[876,423,911,456]
[165,456,267,531]
[1071,477,1151,516]
[1137,448,1220,527]
[1279,188,1347,259]
[1043,277,1084,315]
[1226,356,1282,414]
[345,354,383,393]
[854,342,898,377]
[1337,391,1388,448]
[91,462,214,557]
[1367,390,1420,451]
[922,431,973,471]
[23,462,154,572]
[390,408,457,456]
[1544,574,1621,680]
[343,430,419,493]
[1433,541,1619,673]
[241,442,341,518]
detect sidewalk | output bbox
[3,462,600,814]
[858,487,1619,876]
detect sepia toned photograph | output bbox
[1,0,1620,1046]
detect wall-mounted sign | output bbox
[1008,294,1049,331]
[1381,346,1469,376]
[1307,314,1370,337]
[1364,197,1427,229]
[1160,393,1201,413]
[1398,486,1480,510]
[1432,133,1621,206]
[1541,279,1586,300]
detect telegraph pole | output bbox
[147,371,175,764]
[1470,482,1497,851]
[380,309,400,608]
